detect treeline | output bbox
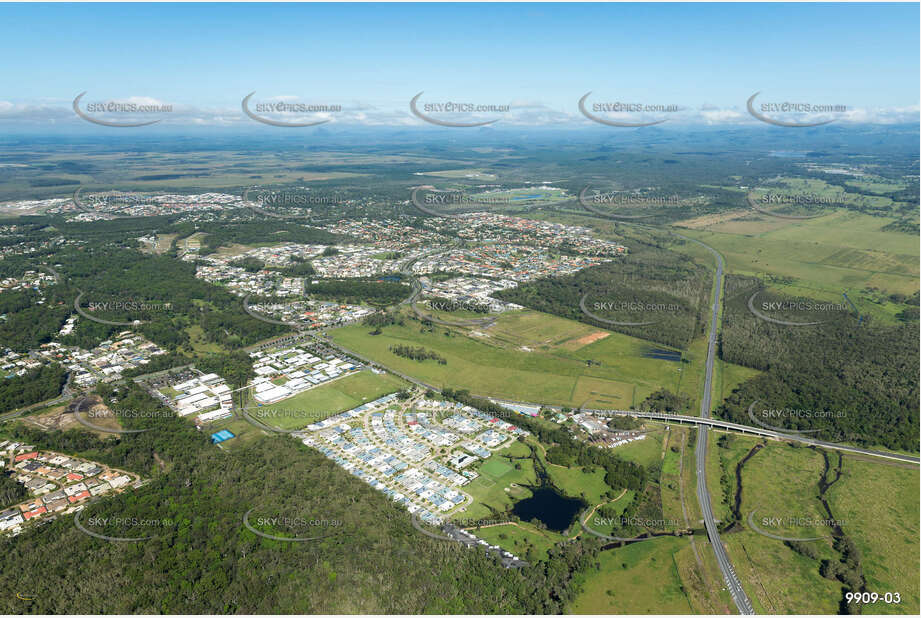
[46,244,287,352]
[494,241,710,349]
[196,221,343,255]
[638,388,690,414]
[0,470,28,509]
[306,278,410,305]
[363,311,404,332]
[716,275,919,451]
[390,345,446,364]
[441,388,646,492]
[0,364,67,412]
[0,381,600,614]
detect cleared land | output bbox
[674,211,918,322]
[569,536,695,614]
[332,309,693,408]
[826,456,920,615]
[248,371,405,430]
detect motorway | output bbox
[672,233,755,615]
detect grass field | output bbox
[569,536,695,614]
[614,424,667,469]
[674,211,918,322]
[472,521,562,562]
[826,456,920,615]
[248,371,405,430]
[332,309,692,408]
[459,440,537,521]
[714,440,855,613]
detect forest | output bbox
[716,275,919,451]
[0,381,600,614]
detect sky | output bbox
[1,2,918,129]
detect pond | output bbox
[511,487,585,533]
[642,347,682,362]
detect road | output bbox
[675,233,755,615]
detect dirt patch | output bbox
[572,331,610,348]
[673,209,754,229]
[21,405,76,431]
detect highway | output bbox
[675,233,755,615]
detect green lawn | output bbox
[459,442,538,521]
[249,371,406,430]
[613,424,667,469]
[331,309,686,408]
[675,212,919,321]
[569,536,694,614]
[826,456,920,615]
[718,440,849,614]
[471,521,562,562]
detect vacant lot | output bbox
[332,309,691,408]
[827,456,920,615]
[250,371,405,430]
[569,536,694,614]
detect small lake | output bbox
[511,487,585,532]
[768,150,807,158]
[643,347,682,362]
[513,194,546,200]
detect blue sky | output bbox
[1,2,918,127]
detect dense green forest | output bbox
[0,364,67,412]
[494,240,710,349]
[305,278,411,305]
[196,220,344,255]
[0,470,29,510]
[12,244,290,353]
[0,382,600,613]
[716,275,919,451]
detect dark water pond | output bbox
[511,487,585,532]
[643,347,682,362]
